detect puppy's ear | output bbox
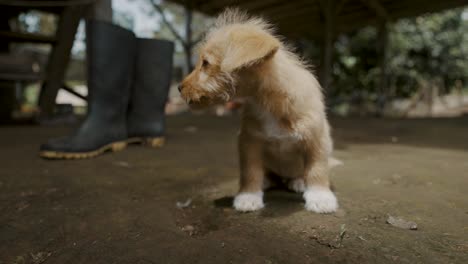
[221,28,280,72]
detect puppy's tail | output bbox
[329,157,344,168]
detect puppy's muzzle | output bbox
[178,83,193,105]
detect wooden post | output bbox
[85,0,112,22]
[360,0,390,115]
[376,19,389,114]
[184,4,193,72]
[320,0,335,92]
[0,15,13,120]
[455,80,463,108]
[38,6,84,117]
[427,80,434,116]
[0,15,9,52]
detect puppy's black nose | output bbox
[178,84,183,92]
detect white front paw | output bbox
[233,192,264,212]
[304,186,338,213]
[288,178,306,193]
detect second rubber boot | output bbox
[39,21,136,159]
[127,38,174,147]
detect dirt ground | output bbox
[0,114,467,264]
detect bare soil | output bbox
[1,114,467,264]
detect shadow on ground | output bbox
[0,114,467,263]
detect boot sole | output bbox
[126,136,165,148]
[39,141,127,160]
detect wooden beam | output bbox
[240,0,287,13]
[202,0,251,13]
[174,0,468,20]
[168,0,468,38]
[334,0,467,32]
[285,8,378,37]
[337,3,372,16]
[360,0,390,20]
[383,0,468,20]
[38,6,84,117]
[274,16,322,30]
[256,1,318,18]
[0,30,56,44]
[199,0,234,10]
[335,0,350,15]
[266,8,321,23]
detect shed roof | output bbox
[168,0,468,38]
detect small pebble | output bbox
[386,215,418,230]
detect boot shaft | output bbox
[133,38,174,111]
[128,38,175,138]
[85,20,137,119]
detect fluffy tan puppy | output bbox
[179,9,338,213]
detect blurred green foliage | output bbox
[332,8,468,104]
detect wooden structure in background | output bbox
[1,0,466,119]
[168,0,467,37]
[168,0,468,96]
[0,0,94,118]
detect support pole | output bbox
[360,0,390,115]
[38,6,85,117]
[376,19,389,115]
[85,0,112,22]
[184,4,193,72]
[320,0,335,92]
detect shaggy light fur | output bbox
[180,9,338,213]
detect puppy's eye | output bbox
[202,59,209,68]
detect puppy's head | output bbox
[179,9,281,108]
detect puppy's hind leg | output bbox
[262,175,274,190]
[303,158,338,213]
[234,132,265,212]
[288,178,306,193]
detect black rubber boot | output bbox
[127,38,174,147]
[39,20,136,159]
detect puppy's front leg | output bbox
[303,157,338,213]
[233,132,265,212]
